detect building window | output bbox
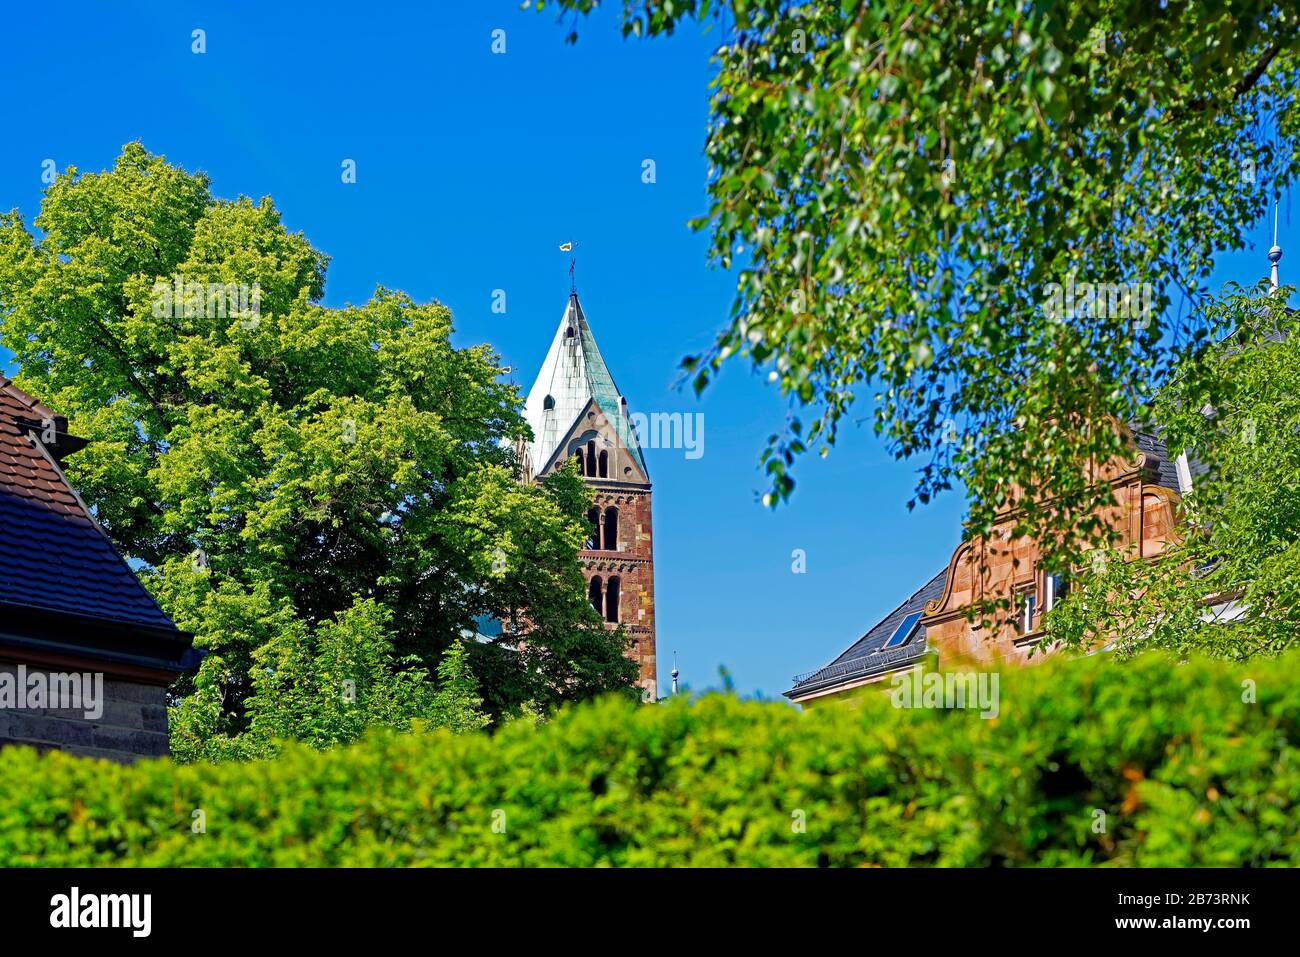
[586,507,601,550]
[1016,587,1038,634]
[1045,573,1070,612]
[573,450,585,476]
[603,506,618,550]
[882,611,923,649]
[543,394,555,411]
[586,440,597,476]
[588,576,603,616]
[598,449,608,478]
[606,576,620,623]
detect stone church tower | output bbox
[522,292,657,699]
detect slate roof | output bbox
[1130,426,1183,492]
[0,376,179,633]
[786,568,947,699]
[522,293,648,478]
[1131,424,1210,493]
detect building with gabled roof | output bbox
[786,421,1190,708]
[0,375,195,761]
[522,292,657,698]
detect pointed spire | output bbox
[671,651,679,696]
[1269,201,1283,291]
[522,288,649,479]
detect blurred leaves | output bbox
[2,651,1298,865]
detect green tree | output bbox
[0,143,636,755]
[428,639,492,734]
[1047,283,1300,659]
[540,0,1300,581]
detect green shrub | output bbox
[2,652,1298,866]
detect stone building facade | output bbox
[786,426,1185,707]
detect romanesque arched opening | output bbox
[603,506,618,550]
[605,576,620,623]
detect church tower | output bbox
[522,292,657,699]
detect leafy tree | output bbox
[1047,283,1300,659]
[428,639,493,734]
[540,0,1300,582]
[171,602,487,761]
[0,143,637,755]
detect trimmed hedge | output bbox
[2,652,1298,866]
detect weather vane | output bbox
[559,240,578,294]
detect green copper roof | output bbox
[523,294,648,478]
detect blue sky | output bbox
[0,1,1292,699]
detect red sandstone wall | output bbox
[580,484,656,698]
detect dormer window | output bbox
[543,395,555,411]
[565,327,576,338]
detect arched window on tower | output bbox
[543,395,555,411]
[586,507,601,550]
[573,450,585,476]
[588,576,603,616]
[605,576,620,623]
[586,440,597,477]
[598,449,608,478]
[603,506,618,550]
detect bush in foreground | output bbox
[1,651,1297,866]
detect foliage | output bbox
[539,0,1300,582]
[0,143,637,754]
[2,651,1298,865]
[1048,283,1300,658]
[170,610,490,762]
[428,639,493,735]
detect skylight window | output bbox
[882,611,923,649]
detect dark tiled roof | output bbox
[0,376,178,632]
[786,568,947,698]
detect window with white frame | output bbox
[1044,572,1070,612]
[1015,585,1037,634]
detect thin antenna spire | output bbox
[1270,201,1284,291]
[671,651,679,697]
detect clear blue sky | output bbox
[0,1,1291,698]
